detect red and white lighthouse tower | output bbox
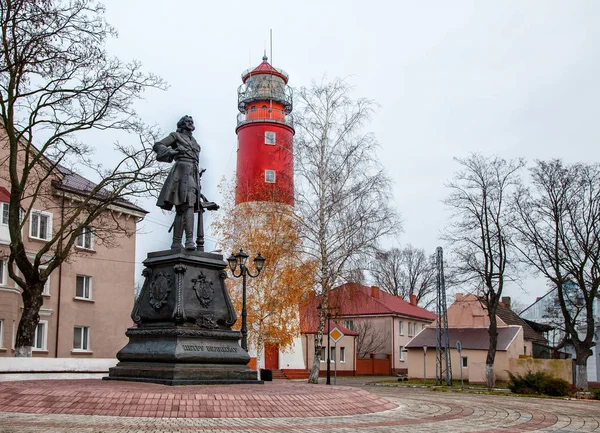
[235,54,294,207]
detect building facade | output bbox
[0,130,146,358]
[301,283,437,376]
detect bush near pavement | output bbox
[508,371,571,397]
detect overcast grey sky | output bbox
[98,0,600,305]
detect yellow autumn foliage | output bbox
[212,178,317,354]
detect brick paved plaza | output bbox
[0,377,598,432]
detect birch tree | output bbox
[0,0,167,356]
[294,79,401,383]
[443,154,524,386]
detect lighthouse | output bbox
[235,54,294,207]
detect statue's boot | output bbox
[171,214,183,249]
[184,208,196,250]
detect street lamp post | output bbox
[227,249,265,352]
[326,313,332,385]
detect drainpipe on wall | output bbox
[353,335,356,376]
[392,316,395,375]
[54,191,65,358]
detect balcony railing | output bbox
[236,108,294,129]
[237,84,293,113]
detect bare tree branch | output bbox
[512,159,600,389]
[0,0,167,356]
[443,153,525,385]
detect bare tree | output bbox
[354,319,387,358]
[512,160,600,389]
[443,154,525,386]
[371,245,436,308]
[294,79,401,383]
[0,0,167,356]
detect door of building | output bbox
[264,343,279,370]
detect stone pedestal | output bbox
[106,249,262,385]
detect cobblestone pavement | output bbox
[0,377,598,432]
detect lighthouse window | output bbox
[251,106,256,112]
[265,170,276,183]
[265,131,276,145]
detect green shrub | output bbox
[591,389,600,400]
[507,371,571,397]
[540,377,571,396]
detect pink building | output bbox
[0,130,146,358]
[405,293,570,384]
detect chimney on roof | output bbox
[409,294,417,306]
[502,296,511,309]
[370,286,380,299]
[456,293,463,301]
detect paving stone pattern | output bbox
[0,378,598,432]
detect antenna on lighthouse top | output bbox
[270,29,273,65]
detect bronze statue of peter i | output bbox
[153,115,202,250]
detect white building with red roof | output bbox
[297,283,437,377]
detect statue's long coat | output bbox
[153,132,201,211]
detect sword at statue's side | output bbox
[195,168,219,251]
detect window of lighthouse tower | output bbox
[265,131,276,145]
[265,170,276,183]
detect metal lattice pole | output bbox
[435,246,452,386]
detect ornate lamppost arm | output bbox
[226,249,265,353]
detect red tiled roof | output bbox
[0,186,9,203]
[329,283,437,320]
[242,56,289,84]
[405,326,521,351]
[299,282,436,334]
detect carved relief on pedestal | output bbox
[148,270,172,309]
[192,271,214,308]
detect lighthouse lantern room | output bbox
[235,54,295,206]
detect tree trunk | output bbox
[574,346,590,390]
[14,283,45,357]
[308,332,323,384]
[485,313,498,388]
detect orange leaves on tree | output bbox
[212,177,317,353]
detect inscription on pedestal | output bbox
[182,344,239,353]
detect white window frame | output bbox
[408,322,413,337]
[37,265,50,296]
[29,210,52,241]
[399,321,404,335]
[1,202,8,225]
[0,258,6,286]
[330,346,336,362]
[399,345,405,361]
[42,276,50,296]
[345,320,354,331]
[76,226,94,250]
[264,131,276,145]
[265,169,276,184]
[340,346,346,363]
[33,320,48,351]
[320,346,326,362]
[75,275,92,300]
[73,326,90,351]
[0,319,4,348]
